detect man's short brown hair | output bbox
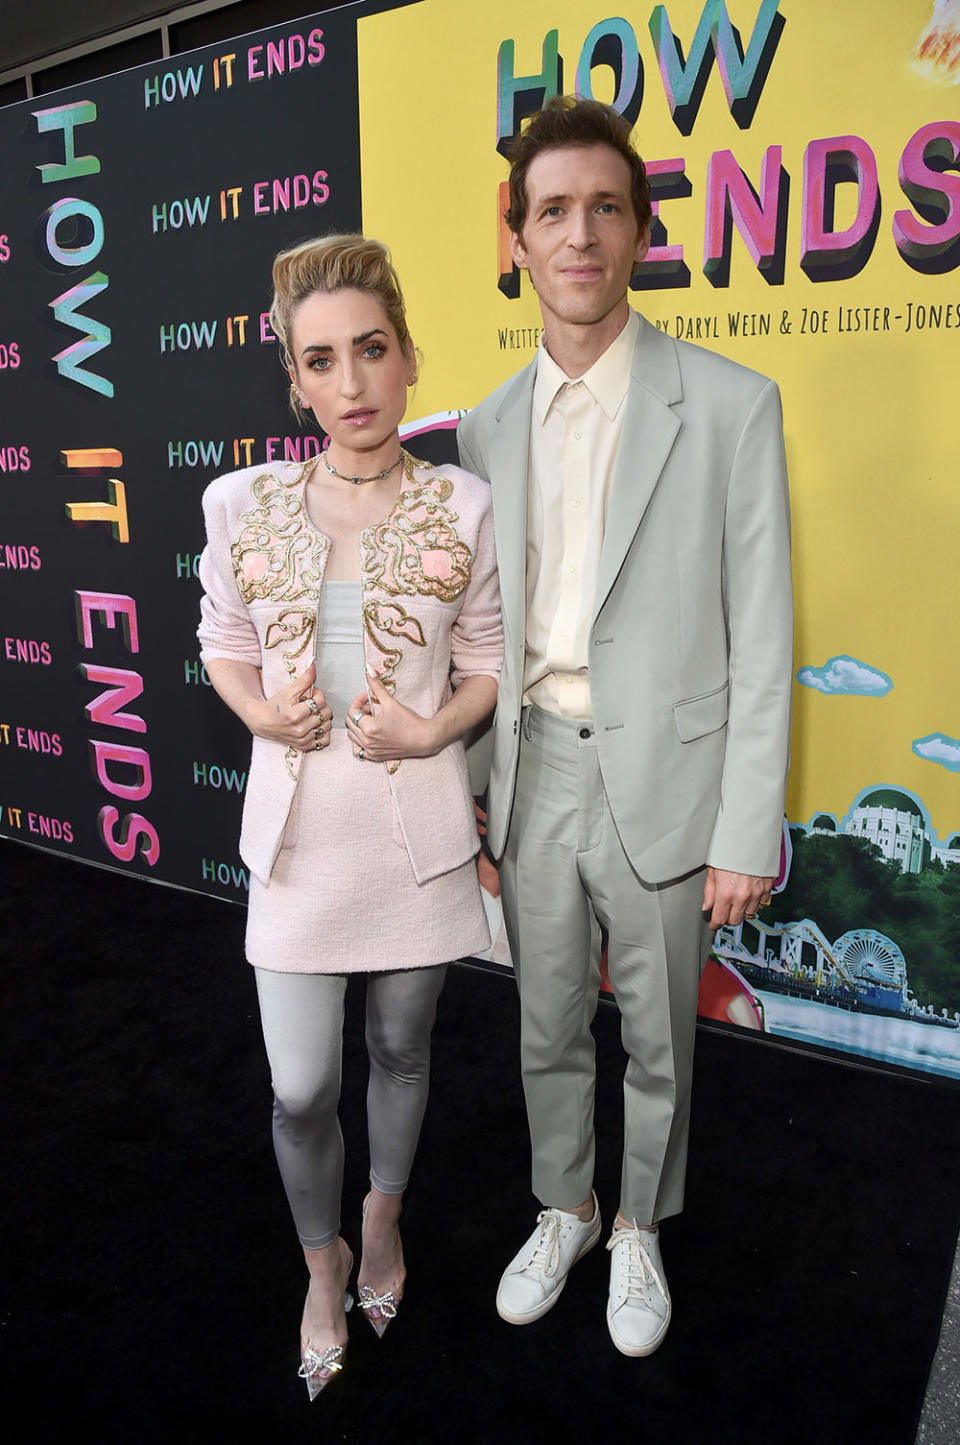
[505,96,652,237]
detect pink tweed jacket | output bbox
[197,454,502,886]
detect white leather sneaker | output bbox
[496,1192,602,1324]
[606,1223,671,1356]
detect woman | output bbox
[196,235,501,1399]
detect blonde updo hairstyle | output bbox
[270,233,415,416]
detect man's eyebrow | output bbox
[533,189,623,207]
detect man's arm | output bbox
[457,412,488,482]
[704,378,793,924]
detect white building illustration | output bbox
[843,789,930,873]
[806,787,960,874]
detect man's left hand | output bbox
[702,866,773,930]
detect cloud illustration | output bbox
[796,655,892,696]
[913,734,960,772]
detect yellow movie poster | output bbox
[360,0,960,1075]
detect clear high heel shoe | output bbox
[359,1194,404,1338]
[298,1287,354,1400]
[358,1284,400,1339]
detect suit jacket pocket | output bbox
[672,682,729,742]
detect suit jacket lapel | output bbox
[487,363,535,651]
[593,315,683,623]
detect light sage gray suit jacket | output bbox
[458,311,793,885]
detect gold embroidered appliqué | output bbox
[362,601,427,691]
[232,464,328,607]
[362,472,472,605]
[357,459,470,776]
[230,463,328,781]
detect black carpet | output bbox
[2,839,958,1444]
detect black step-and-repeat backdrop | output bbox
[0,4,430,904]
[5,0,960,1079]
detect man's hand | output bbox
[702,866,773,930]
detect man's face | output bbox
[511,143,650,335]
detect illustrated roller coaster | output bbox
[712,916,918,1007]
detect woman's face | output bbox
[288,287,413,455]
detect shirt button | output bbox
[579,727,593,739]
[570,497,581,508]
[573,431,583,441]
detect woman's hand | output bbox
[345,670,439,763]
[255,661,334,752]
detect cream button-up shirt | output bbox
[523,308,638,719]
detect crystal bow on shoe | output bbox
[298,1287,353,1400]
[298,1344,345,1401]
[358,1284,400,1338]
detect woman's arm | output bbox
[344,669,496,763]
[197,483,333,755]
[345,478,503,763]
[206,657,332,753]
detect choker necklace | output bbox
[322,450,404,486]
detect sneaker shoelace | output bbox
[609,1227,666,1303]
[523,1209,565,1278]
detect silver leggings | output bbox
[254,965,447,1249]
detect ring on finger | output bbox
[357,747,366,761]
[305,697,320,717]
[351,709,365,726]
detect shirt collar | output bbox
[533,308,638,426]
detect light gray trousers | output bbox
[499,706,712,1226]
[254,965,447,1249]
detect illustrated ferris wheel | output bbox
[831,929,907,990]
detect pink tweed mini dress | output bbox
[244,580,490,973]
[197,456,503,976]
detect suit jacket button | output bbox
[578,727,593,740]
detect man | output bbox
[458,97,792,1357]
